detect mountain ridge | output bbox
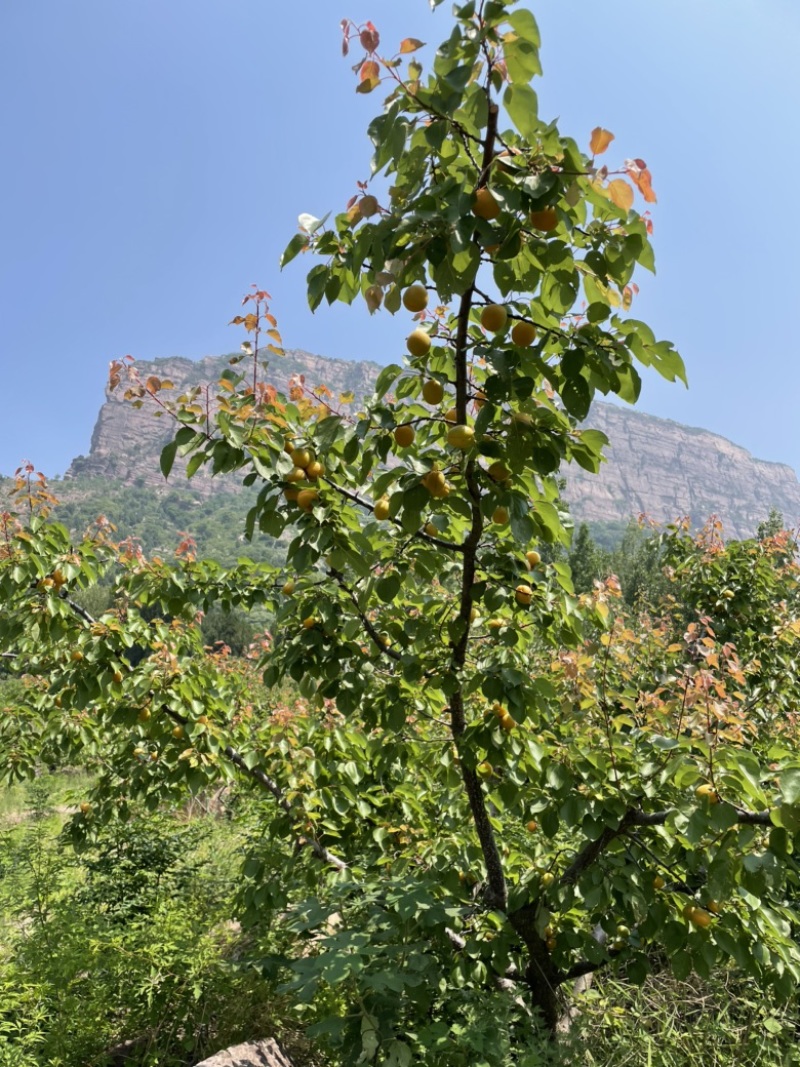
[64,349,800,540]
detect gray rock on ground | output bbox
[193,1037,294,1067]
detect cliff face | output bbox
[66,350,800,540]
[67,350,380,491]
[564,404,800,538]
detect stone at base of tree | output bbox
[193,1038,295,1067]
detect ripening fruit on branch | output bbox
[515,584,533,606]
[492,506,509,525]
[172,725,185,740]
[695,783,720,804]
[421,379,444,405]
[407,329,432,358]
[374,496,391,521]
[290,448,312,469]
[477,761,494,779]
[688,907,712,929]
[297,489,319,512]
[423,522,438,537]
[306,461,324,480]
[487,460,510,482]
[525,550,541,568]
[530,206,559,232]
[286,467,306,484]
[472,187,500,220]
[447,424,475,450]
[540,871,556,888]
[526,820,538,832]
[402,284,428,312]
[302,616,317,629]
[511,320,537,346]
[498,712,516,732]
[444,407,458,424]
[394,424,415,449]
[282,579,295,595]
[71,650,84,662]
[79,802,92,815]
[480,303,508,333]
[706,900,722,915]
[359,194,379,218]
[652,875,666,890]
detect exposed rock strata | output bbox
[66,350,800,540]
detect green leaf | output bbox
[160,440,178,479]
[778,767,800,805]
[503,85,539,142]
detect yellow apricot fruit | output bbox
[511,320,537,346]
[423,522,438,537]
[447,424,475,450]
[515,584,533,606]
[359,194,379,218]
[526,819,538,832]
[79,802,92,815]
[525,550,541,568]
[444,407,458,423]
[283,487,300,503]
[394,424,415,448]
[283,437,295,455]
[480,303,508,333]
[690,908,712,929]
[540,871,556,888]
[477,761,494,779]
[290,447,312,469]
[402,284,428,312]
[421,378,444,405]
[423,470,447,495]
[499,712,516,732]
[113,671,123,684]
[695,783,720,804]
[652,875,666,890]
[374,497,391,521]
[473,390,487,410]
[545,936,557,952]
[488,618,504,630]
[172,725,185,739]
[71,650,84,662]
[530,206,559,232]
[706,900,722,915]
[407,328,432,358]
[282,579,295,595]
[428,480,451,499]
[487,460,510,482]
[297,489,319,512]
[286,466,306,484]
[492,506,509,525]
[306,460,324,480]
[302,616,317,629]
[138,707,151,723]
[472,187,501,220]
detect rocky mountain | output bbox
[66,350,800,540]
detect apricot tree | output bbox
[2,3,800,1061]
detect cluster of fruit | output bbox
[282,441,324,512]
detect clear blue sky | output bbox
[2,1,799,478]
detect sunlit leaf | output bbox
[590,126,615,155]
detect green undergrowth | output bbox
[1,777,797,1066]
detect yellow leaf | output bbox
[590,127,615,155]
[243,313,258,332]
[607,179,634,212]
[399,37,424,54]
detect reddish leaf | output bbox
[360,22,380,53]
[399,37,424,54]
[607,179,634,212]
[589,127,615,155]
[625,159,657,203]
[341,18,350,56]
[359,59,380,82]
